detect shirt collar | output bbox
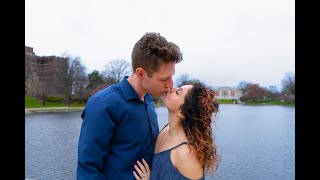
[120,76,153,103]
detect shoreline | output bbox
[25,103,294,114]
[25,107,84,114]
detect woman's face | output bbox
[161,85,193,112]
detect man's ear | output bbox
[135,68,144,79]
[178,111,185,119]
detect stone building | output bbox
[25,46,67,97]
[25,46,35,56]
[213,87,243,100]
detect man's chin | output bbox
[159,92,168,100]
[148,92,161,98]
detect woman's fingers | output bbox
[142,158,150,173]
[133,171,141,180]
[133,159,151,179]
[134,164,144,178]
[137,160,147,174]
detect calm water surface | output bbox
[25,104,295,180]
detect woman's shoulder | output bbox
[171,143,204,179]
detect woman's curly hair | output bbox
[131,32,183,77]
[180,83,221,174]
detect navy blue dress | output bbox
[150,125,205,180]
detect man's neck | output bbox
[127,74,147,100]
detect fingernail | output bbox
[142,158,145,162]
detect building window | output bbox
[222,91,228,96]
[231,90,235,96]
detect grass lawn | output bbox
[218,99,237,104]
[26,96,294,108]
[217,99,294,106]
[25,96,86,108]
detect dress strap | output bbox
[159,123,169,133]
[170,142,189,150]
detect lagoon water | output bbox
[25,104,295,180]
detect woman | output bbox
[133,83,220,180]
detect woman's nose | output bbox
[169,87,178,93]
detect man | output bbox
[77,32,183,179]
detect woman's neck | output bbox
[167,112,185,137]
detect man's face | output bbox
[142,62,175,97]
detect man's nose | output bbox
[165,78,174,89]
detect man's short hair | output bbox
[131,32,183,77]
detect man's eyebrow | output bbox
[160,77,171,80]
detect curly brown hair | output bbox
[131,32,183,77]
[180,83,221,174]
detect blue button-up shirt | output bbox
[77,76,159,180]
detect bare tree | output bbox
[268,85,278,94]
[175,73,202,87]
[175,74,190,87]
[104,76,117,85]
[237,81,249,96]
[91,84,112,96]
[38,82,48,106]
[73,73,90,103]
[102,59,131,83]
[265,85,279,99]
[240,83,268,103]
[281,72,295,95]
[57,54,86,107]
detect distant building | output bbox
[213,87,243,100]
[25,46,67,96]
[25,46,35,56]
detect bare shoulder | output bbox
[171,144,204,179]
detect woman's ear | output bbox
[178,111,185,119]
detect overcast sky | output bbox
[25,0,295,90]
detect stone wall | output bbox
[25,47,67,97]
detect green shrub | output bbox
[218,99,235,104]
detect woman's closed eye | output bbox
[176,88,182,95]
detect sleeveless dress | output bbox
[150,124,205,180]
